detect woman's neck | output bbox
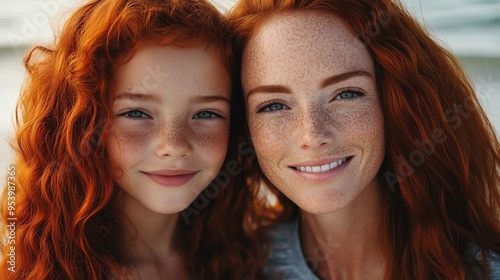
[300,180,386,280]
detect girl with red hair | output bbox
[0,0,263,279]
[229,0,500,279]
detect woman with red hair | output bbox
[0,0,263,279]
[229,0,500,279]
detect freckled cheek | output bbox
[335,107,385,170]
[191,124,230,159]
[334,106,384,136]
[107,127,153,164]
[248,115,290,160]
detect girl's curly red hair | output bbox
[0,0,263,279]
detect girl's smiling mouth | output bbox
[142,169,199,187]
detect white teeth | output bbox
[295,158,348,173]
[320,163,330,172]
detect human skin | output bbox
[242,12,385,215]
[107,44,231,279]
[109,44,231,215]
[242,11,386,279]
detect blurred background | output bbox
[1,0,499,191]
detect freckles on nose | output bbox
[152,115,229,154]
[155,115,189,144]
[314,106,332,131]
[297,104,333,134]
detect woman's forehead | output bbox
[242,11,374,89]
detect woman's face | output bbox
[241,11,385,214]
[108,45,231,215]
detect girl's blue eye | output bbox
[258,102,286,112]
[120,110,150,119]
[193,111,221,119]
[335,91,362,100]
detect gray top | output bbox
[261,215,500,280]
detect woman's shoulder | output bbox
[261,215,319,280]
[466,243,500,279]
[263,215,301,268]
[262,220,500,280]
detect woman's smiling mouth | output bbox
[293,157,349,173]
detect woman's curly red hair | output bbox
[0,0,263,279]
[228,0,500,279]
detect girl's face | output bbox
[108,45,231,215]
[242,12,386,214]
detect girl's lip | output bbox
[142,170,198,187]
[289,156,352,183]
[145,169,197,176]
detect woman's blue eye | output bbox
[120,110,150,119]
[259,103,286,112]
[336,91,361,100]
[268,103,284,111]
[194,111,220,119]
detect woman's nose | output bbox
[297,105,334,149]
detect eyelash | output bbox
[256,100,288,113]
[331,88,365,101]
[118,109,224,120]
[255,89,365,113]
[193,110,224,119]
[118,109,151,119]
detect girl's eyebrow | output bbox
[189,94,230,105]
[114,92,230,104]
[114,92,162,103]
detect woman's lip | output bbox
[289,157,352,183]
[142,171,198,187]
[290,156,353,168]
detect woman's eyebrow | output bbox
[320,70,373,88]
[246,70,373,100]
[246,85,292,100]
